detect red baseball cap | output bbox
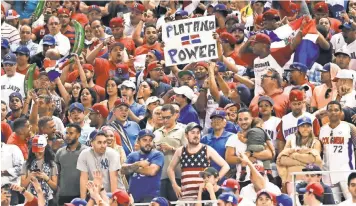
[254,164,265,173]
[131,2,145,13]
[314,2,329,13]
[252,33,271,45]
[221,179,240,191]
[58,7,70,15]
[90,103,109,118]
[256,190,276,203]
[254,14,263,26]
[32,135,48,153]
[289,89,304,102]
[114,98,129,108]
[82,64,94,72]
[220,32,237,44]
[262,9,280,20]
[112,190,130,204]
[110,17,124,28]
[300,182,324,197]
[145,61,163,77]
[285,3,300,17]
[195,61,209,69]
[5,9,20,20]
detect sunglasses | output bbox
[325,88,332,99]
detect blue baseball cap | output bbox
[9,92,23,102]
[302,163,322,171]
[1,38,9,49]
[150,49,163,61]
[175,10,188,17]
[210,109,226,119]
[218,193,238,205]
[138,129,155,140]
[88,130,99,142]
[237,84,251,106]
[276,194,292,206]
[339,22,354,30]
[15,45,30,56]
[3,53,17,64]
[317,63,331,72]
[43,34,56,46]
[286,62,308,73]
[151,197,169,206]
[69,102,85,112]
[297,116,312,127]
[64,198,88,206]
[214,4,227,12]
[217,61,227,72]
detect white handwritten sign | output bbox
[162,16,218,66]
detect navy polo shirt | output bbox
[177,104,200,125]
[126,150,164,201]
[201,130,234,170]
[122,121,141,155]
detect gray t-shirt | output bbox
[246,128,271,147]
[76,147,125,192]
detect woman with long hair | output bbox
[78,87,98,115]
[20,135,58,206]
[277,116,322,195]
[138,96,163,129]
[136,80,156,105]
[100,77,121,111]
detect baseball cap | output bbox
[285,62,308,73]
[214,4,227,12]
[221,179,240,192]
[145,61,163,77]
[151,197,169,206]
[82,64,94,72]
[199,167,219,177]
[90,103,109,119]
[173,85,196,100]
[145,96,163,107]
[149,49,163,61]
[231,23,245,32]
[334,47,351,57]
[69,102,85,113]
[226,14,239,23]
[339,22,354,30]
[252,33,271,45]
[262,9,280,20]
[109,42,125,52]
[175,10,188,17]
[43,35,56,46]
[5,9,20,20]
[333,69,355,82]
[3,53,17,64]
[256,190,276,202]
[195,61,209,69]
[1,38,9,49]
[237,84,251,106]
[64,198,87,206]
[317,63,331,72]
[297,116,312,127]
[111,189,130,204]
[298,182,324,197]
[114,98,129,108]
[119,80,136,90]
[289,89,304,102]
[15,45,30,56]
[284,3,299,17]
[302,163,322,172]
[217,61,227,72]
[88,5,101,13]
[131,2,145,14]
[224,103,241,111]
[276,194,292,206]
[218,193,238,206]
[138,129,155,140]
[9,92,23,102]
[32,135,48,153]
[109,17,124,28]
[178,70,195,79]
[255,14,263,26]
[314,2,329,13]
[210,109,226,119]
[88,130,99,142]
[220,32,237,44]
[58,7,70,15]
[185,122,203,133]
[258,96,274,106]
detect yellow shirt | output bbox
[241,5,253,18]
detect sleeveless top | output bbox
[180,145,210,200]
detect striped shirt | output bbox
[1,22,20,44]
[180,145,209,200]
[61,25,76,47]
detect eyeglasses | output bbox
[152,67,163,72]
[161,115,172,120]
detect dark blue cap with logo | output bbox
[150,49,163,61]
[218,193,238,205]
[237,84,251,106]
[339,22,354,30]
[16,45,30,56]
[302,163,322,171]
[217,61,227,72]
[214,4,227,12]
[9,92,23,101]
[286,62,308,73]
[317,63,331,72]
[43,34,56,46]
[138,129,155,139]
[3,53,17,64]
[69,102,85,112]
[1,38,9,49]
[175,10,188,17]
[276,194,292,206]
[297,116,312,127]
[151,197,169,206]
[210,109,226,119]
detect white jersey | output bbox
[239,181,281,205]
[339,90,356,108]
[278,112,317,141]
[263,116,281,147]
[344,41,356,71]
[253,54,284,95]
[0,73,25,107]
[330,32,345,52]
[319,122,355,184]
[330,33,356,70]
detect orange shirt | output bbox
[93,58,129,88]
[17,65,40,79]
[135,42,163,56]
[117,38,136,55]
[1,122,12,143]
[229,51,249,67]
[311,84,337,110]
[249,89,290,118]
[92,85,106,102]
[7,133,28,160]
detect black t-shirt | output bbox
[201,187,223,202]
[315,41,333,66]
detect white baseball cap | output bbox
[173,86,196,100]
[145,96,164,107]
[333,69,355,82]
[335,47,351,58]
[32,135,48,153]
[118,80,136,90]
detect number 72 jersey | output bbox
[319,121,355,184]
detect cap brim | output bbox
[210,114,225,119]
[316,68,328,72]
[3,61,16,64]
[178,71,194,79]
[334,52,350,57]
[221,186,234,192]
[298,188,307,193]
[32,147,45,153]
[43,42,55,46]
[339,25,352,30]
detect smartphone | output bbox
[30,169,41,172]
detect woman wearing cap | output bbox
[277,116,322,195]
[20,135,58,206]
[101,77,121,112]
[138,96,163,130]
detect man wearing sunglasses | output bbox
[296,164,335,205]
[0,53,25,107]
